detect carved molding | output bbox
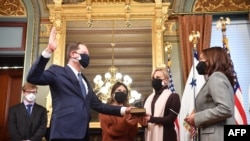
[194,0,250,12]
[40,24,53,37]
[164,21,178,35]
[0,0,26,16]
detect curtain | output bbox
[178,15,212,83]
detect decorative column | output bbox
[46,0,66,127]
[48,0,66,66]
[152,0,168,69]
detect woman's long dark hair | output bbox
[106,82,130,106]
[202,46,235,87]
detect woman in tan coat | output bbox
[99,82,140,141]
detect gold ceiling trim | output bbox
[194,0,250,12]
[0,0,26,16]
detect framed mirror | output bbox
[66,19,153,121]
[47,0,170,127]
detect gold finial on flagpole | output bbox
[189,31,200,50]
[216,17,230,32]
[216,17,231,50]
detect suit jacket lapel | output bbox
[21,103,30,117]
[65,66,85,98]
[30,104,40,124]
[30,104,37,119]
[82,74,91,97]
[20,103,31,125]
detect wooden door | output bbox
[0,69,23,141]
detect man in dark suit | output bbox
[8,82,47,141]
[26,27,130,141]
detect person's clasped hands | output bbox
[124,106,148,126]
[125,114,141,125]
[184,113,197,138]
[138,115,148,126]
[184,112,195,126]
[135,113,150,127]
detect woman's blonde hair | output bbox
[151,67,169,80]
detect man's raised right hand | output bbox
[46,26,57,53]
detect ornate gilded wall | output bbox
[0,0,26,16]
[194,0,250,12]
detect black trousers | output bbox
[51,139,85,141]
[51,135,89,141]
[50,135,89,141]
[47,128,90,141]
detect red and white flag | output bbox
[222,45,248,125]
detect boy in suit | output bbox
[8,82,47,141]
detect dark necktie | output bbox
[26,104,32,116]
[78,73,86,98]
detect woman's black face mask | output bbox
[151,78,163,91]
[114,92,127,103]
[196,61,207,75]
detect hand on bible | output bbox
[125,107,131,114]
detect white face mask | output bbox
[25,93,36,102]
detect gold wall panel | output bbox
[0,0,26,16]
[194,0,250,12]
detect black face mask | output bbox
[152,78,163,91]
[114,92,127,104]
[196,61,207,75]
[78,54,90,68]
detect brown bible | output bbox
[130,108,146,116]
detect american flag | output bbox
[222,35,248,124]
[168,66,176,93]
[167,66,180,141]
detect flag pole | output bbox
[216,17,248,124]
[164,41,176,93]
[189,30,200,113]
[165,42,180,141]
[216,17,231,53]
[165,42,172,68]
[188,31,200,141]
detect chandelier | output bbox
[93,21,141,104]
